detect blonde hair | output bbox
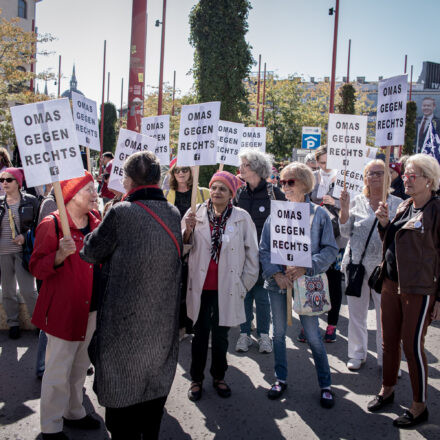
[406,153,440,192]
[280,162,315,194]
[314,145,327,161]
[363,159,391,197]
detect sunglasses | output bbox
[280,179,296,187]
[0,178,16,183]
[174,167,190,174]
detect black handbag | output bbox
[368,264,384,293]
[345,219,378,297]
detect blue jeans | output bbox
[35,330,47,377]
[240,275,271,336]
[268,289,331,388]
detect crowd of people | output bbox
[1,144,439,439]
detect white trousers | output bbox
[347,277,382,364]
[40,312,96,434]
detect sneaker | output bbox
[320,389,335,408]
[347,358,366,370]
[268,381,287,400]
[258,334,272,353]
[297,328,307,343]
[235,333,252,352]
[324,326,337,343]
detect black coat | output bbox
[0,191,39,236]
[235,179,286,242]
[391,176,409,200]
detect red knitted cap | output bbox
[60,171,94,204]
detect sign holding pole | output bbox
[10,98,85,237]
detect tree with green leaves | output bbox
[337,83,356,114]
[100,102,117,153]
[189,0,253,122]
[403,101,417,155]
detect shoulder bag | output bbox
[345,218,377,297]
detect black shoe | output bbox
[86,366,94,376]
[42,432,69,440]
[268,381,287,400]
[63,414,100,430]
[9,326,20,339]
[393,408,428,428]
[320,389,335,408]
[367,392,395,412]
[213,379,231,398]
[188,382,203,402]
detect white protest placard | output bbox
[141,115,170,165]
[326,113,368,171]
[217,120,244,167]
[10,98,84,187]
[375,74,407,147]
[108,128,157,193]
[332,146,379,198]
[270,200,312,268]
[71,91,100,151]
[177,101,221,166]
[241,126,266,152]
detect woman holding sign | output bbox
[259,162,338,407]
[339,160,401,371]
[183,171,259,402]
[368,154,440,428]
[0,167,39,339]
[30,171,102,439]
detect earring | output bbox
[426,184,430,188]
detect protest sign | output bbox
[241,127,266,152]
[141,115,170,165]
[326,113,368,171]
[177,101,221,166]
[332,146,378,199]
[270,200,312,268]
[375,74,407,147]
[10,98,84,188]
[217,120,244,167]
[71,91,100,152]
[108,128,157,193]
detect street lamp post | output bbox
[329,0,339,114]
[157,0,167,115]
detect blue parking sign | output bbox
[301,127,321,150]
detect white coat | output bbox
[183,203,259,327]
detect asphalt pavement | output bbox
[1,299,439,440]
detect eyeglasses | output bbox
[0,178,16,183]
[80,186,97,194]
[280,179,296,187]
[366,171,384,178]
[240,163,251,168]
[403,173,423,182]
[174,167,190,174]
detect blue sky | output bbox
[35,0,439,107]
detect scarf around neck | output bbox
[207,199,233,263]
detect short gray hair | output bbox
[238,148,273,179]
[124,151,161,187]
[305,153,316,163]
[406,153,440,192]
[280,162,315,194]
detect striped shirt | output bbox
[0,202,21,255]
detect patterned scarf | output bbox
[207,199,233,263]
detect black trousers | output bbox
[326,266,343,326]
[190,290,230,382]
[105,396,167,440]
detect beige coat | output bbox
[183,203,259,327]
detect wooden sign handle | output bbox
[53,181,71,238]
[218,163,224,172]
[383,147,391,203]
[191,165,200,213]
[287,287,293,326]
[86,147,91,173]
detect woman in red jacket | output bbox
[30,172,101,440]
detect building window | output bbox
[18,0,27,19]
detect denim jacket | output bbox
[259,200,338,292]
